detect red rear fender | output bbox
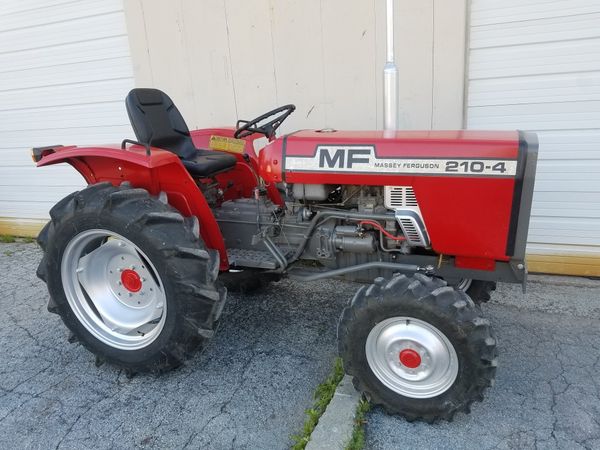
[37,145,230,269]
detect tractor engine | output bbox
[213,183,429,278]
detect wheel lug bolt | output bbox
[128,293,133,297]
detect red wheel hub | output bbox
[121,269,142,293]
[399,349,421,369]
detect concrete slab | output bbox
[306,375,361,450]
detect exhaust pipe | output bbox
[383,0,399,131]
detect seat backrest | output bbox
[125,88,196,159]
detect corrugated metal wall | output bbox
[467,0,600,274]
[0,0,134,225]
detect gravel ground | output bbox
[0,242,358,450]
[366,275,600,450]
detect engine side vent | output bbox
[395,211,430,247]
[385,186,418,208]
[384,186,430,247]
[400,218,421,241]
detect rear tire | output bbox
[37,182,226,373]
[338,273,497,422]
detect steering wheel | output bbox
[234,104,296,139]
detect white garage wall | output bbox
[0,0,135,226]
[467,0,600,273]
[0,0,470,233]
[123,0,468,134]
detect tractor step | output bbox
[226,248,278,269]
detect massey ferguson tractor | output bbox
[32,88,537,422]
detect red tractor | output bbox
[33,88,537,422]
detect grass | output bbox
[345,398,371,450]
[0,235,35,244]
[291,357,345,450]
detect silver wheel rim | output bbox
[365,317,459,398]
[61,229,167,350]
[456,278,472,291]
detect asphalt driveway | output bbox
[0,242,355,449]
[367,275,600,450]
[3,242,600,450]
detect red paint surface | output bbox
[37,128,522,271]
[260,129,521,263]
[37,145,231,269]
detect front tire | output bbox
[338,273,497,422]
[37,182,226,373]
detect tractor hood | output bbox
[260,129,523,185]
[259,129,537,264]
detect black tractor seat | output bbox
[125,88,237,178]
[181,149,237,177]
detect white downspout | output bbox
[383,0,399,131]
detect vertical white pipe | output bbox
[383,0,399,131]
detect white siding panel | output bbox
[0,1,134,221]
[0,57,133,91]
[469,72,600,106]
[467,0,600,258]
[0,36,132,73]
[468,100,600,130]
[0,78,135,110]
[471,0,600,26]
[471,13,600,49]
[0,0,123,32]
[2,0,90,16]
[0,12,129,54]
[0,102,131,132]
[469,39,600,80]
[0,126,132,150]
[537,130,600,160]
